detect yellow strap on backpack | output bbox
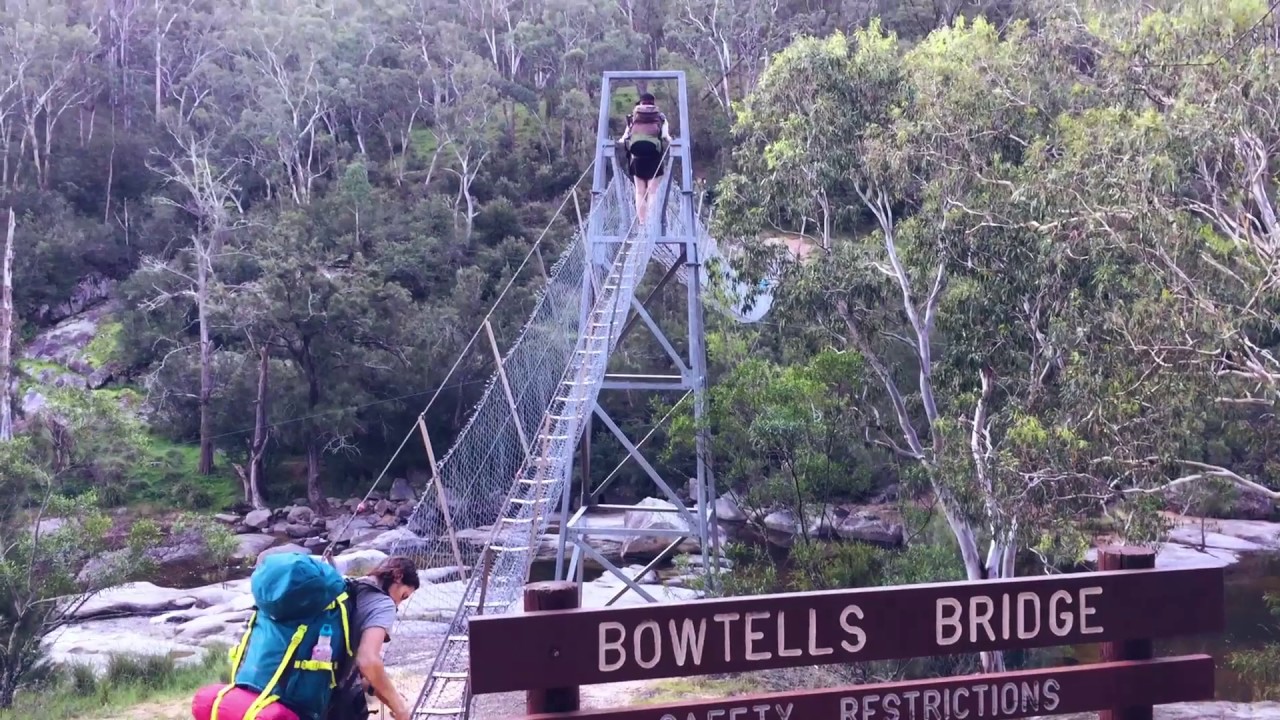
[228,610,257,676]
[211,610,259,720]
[334,590,353,657]
[244,624,308,720]
[318,589,354,688]
[209,684,237,720]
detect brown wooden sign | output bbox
[469,566,1224,693]
[516,655,1215,720]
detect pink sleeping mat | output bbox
[191,684,301,720]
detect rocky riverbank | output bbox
[51,511,1280,672]
[46,544,706,672]
[212,489,907,578]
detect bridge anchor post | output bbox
[1097,546,1157,720]
[523,581,581,715]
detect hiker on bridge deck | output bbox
[620,92,671,225]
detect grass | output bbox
[83,321,124,368]
[126,435,241,512]
[15,358,71,392]
[636,676,760,705]
[85,431,240,512]
[0,646,228,720]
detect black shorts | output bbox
[627,142,664,180]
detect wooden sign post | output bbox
[471,547,1225,720]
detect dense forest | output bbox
[2,0,1280,707]
[0,0,1040,512]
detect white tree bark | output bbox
[146,130,245,473]
[0,208,15,441]
[840,182,1018,672]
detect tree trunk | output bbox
[154,1,162,117]
[306,435,324,511]
[246,342,271,510]
[302,341,326,513]
[196,242,215,474]
[0,208,15,441]
[0,667,16,709]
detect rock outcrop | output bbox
[47,543,700,672]
[1086,515,1280,569]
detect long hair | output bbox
[366,556,421,592]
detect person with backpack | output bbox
[191,553,421,720]
[332,556,420,720]
[620,92,672,225]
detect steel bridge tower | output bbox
[553,70,721,603]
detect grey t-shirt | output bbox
[333,578,396,695]
[351,577,397,644]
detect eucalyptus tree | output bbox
[714,18,1197,674]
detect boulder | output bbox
[389,477,416,503]
[45,619,209,672]
[244,509,273,529]
[713,493,748,523]
[333,549,388,576]
[620,497,693,557]
[835,512,905,547]
[759,505,904,548]
[356,528,433,555]
[326,515,377,544]
[681,553,734,570]
[173,609,253,642]
[34,517,68,535]
[762,509,799,535]
[214,513,241,525]
[81,527,237,584]
[71,579,247,620]
[1166,483,1278,521]
[256,543,309,565]
[579,567,701,607]
[73,583,200,619]
[284,523,313,539]
[21,299,120,391]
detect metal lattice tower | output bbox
[394,70,773,720]
[554,70,721,605]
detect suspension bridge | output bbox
[372,71,774,720]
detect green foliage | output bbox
[0,646,228,720]
[11,388,146,505]
[667,347,884,516]
[0,453,163,708]
[713,0,1280,590]
[704,535,966,600]
[170,513,240,582]
[129,436,239,511]
[1228,593,1280,701]
[82,322,123,369]
[786,541,883,591]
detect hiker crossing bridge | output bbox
[378,71,772,720]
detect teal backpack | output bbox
[211,553,363,720]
